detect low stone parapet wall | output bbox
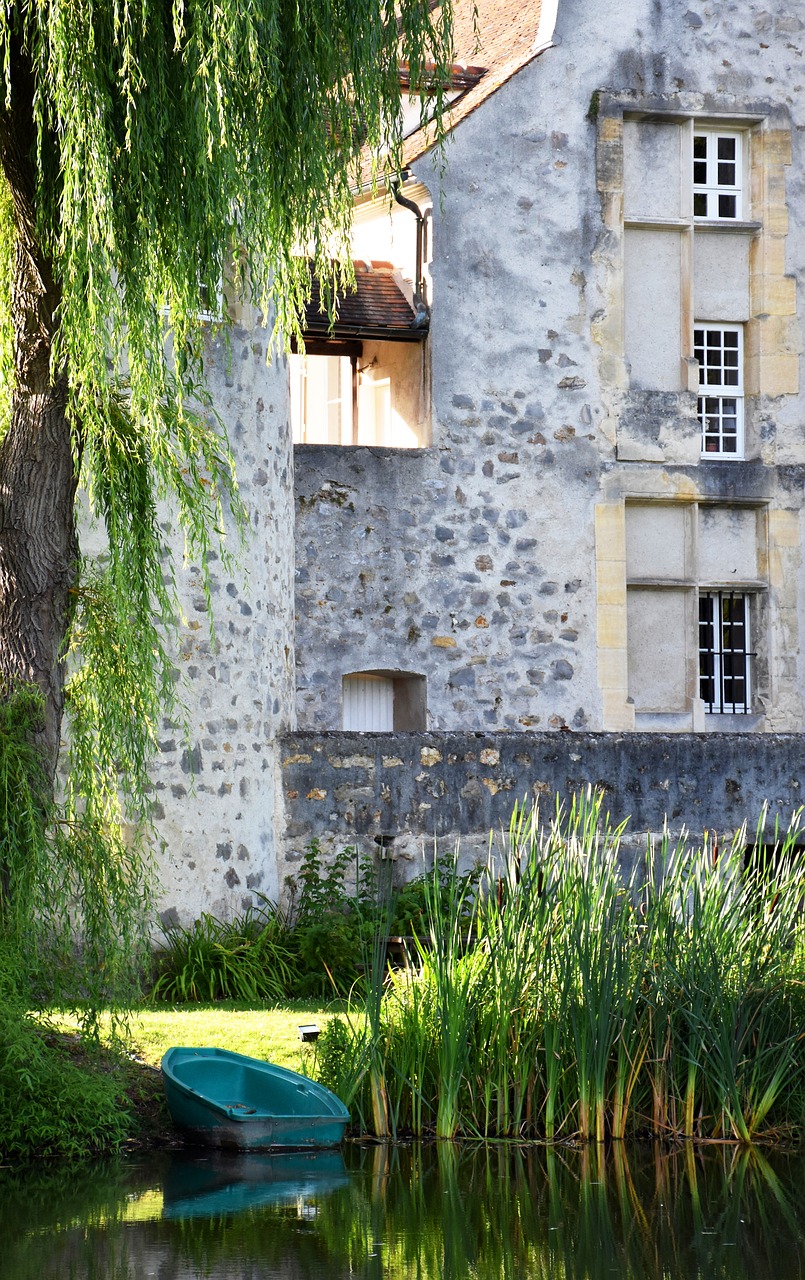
[278,731,805,878]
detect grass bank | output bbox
[23,1002,338,1158]
[123,1000,339,1072]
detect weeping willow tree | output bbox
[0,0,455,1011]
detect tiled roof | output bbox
[302,262,426,341]
[403,0,550,166]
[360,0,551,186]
[446,0,545,69]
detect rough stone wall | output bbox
[93,1,805,923]
[292,0,805,743]
[146,323,296,924]
[295,440,595,732]
[280,730,805,884]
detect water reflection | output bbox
[3,1141,805,1279]
[162,1150,350,1219]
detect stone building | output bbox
[153,0,805,922]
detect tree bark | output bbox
[0,38,78,781]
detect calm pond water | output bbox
[3,1141,805,1279]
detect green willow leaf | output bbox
[0,0,457,1020]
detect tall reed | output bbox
[421,852,486,1139]
[316,789,805,1143]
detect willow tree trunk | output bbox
[0,367,78,779]
[0,48,79,782]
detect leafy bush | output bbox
[381,862,482,939]
[147,842,484,1004]
[286,840,483,997]
[151,897,295,1002]
[284,839,363,997]
[0,1019,131,1161]
[0,943,130,1160]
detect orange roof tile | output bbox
[302,262,426,342]
[405,0,549,165]
[449,0,546,67]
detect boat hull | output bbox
[161,1046,350,1152]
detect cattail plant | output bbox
[316,790,805,1144]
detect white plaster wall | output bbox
[627,587,691,711]
[358,339,429,447]
[694,234,751,321]
[351,194,432,302]
[626,504,691,581]
[623,118,683,220]
[624,229,684,390]
[698,506,759,583]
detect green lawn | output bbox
[50,1001,343,1075]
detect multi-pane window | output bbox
[699,592,752,713]
[694,324,744,457]
[693,131,742,220]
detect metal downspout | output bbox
[390,176,426,308]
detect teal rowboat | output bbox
[161,1047,350,1151]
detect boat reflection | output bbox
[161,1149,349,1219]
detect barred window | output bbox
[699,592,753,713]
[694,324,744,458]
[693,131,742,220]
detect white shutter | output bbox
[343,674,394,731]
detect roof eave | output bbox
[301,324,429,344]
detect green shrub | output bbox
[284,839,363,997]
[285,839,483,999]
[0,1017,131,1160]
[383,862,482,939]
[151,897,295,1002]
[0,944,130,1162]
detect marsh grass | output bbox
[317,789,805,1143]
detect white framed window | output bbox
[694,324,744,458]
[698,591,752,713]
[693,130,743,220]
[290,354,355,445]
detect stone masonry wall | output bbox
[294,440,596,734]
[280,730,805,885]
[96,0,805,925]
[146,326,296,925]
[293,0,805,741]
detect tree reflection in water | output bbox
[3,1141,805,1280]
